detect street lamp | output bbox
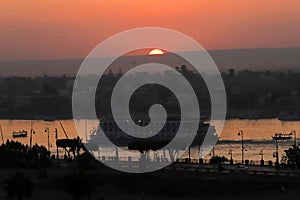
[54,128,58,159]
[228,149,233,160]
[238,130,245,164]
[228,149,233,164]
[45,128,50,151]
[259,148,264,160]
[291,130,297,148]
[259,148,264,166]
[29,122,35,148]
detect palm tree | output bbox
[281,145,300,169]
[3,172,34,200]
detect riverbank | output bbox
[0,115,296,121]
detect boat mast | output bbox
[59,122,69,139]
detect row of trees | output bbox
[1,68,300,119]
[0,140,50,168]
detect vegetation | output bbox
[210,155,229,169]
[1,68,300,119]
[281,145,300,169]
[0,140,50,168]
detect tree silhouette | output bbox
[210,155,229,169]
[0,140,50,168]
[281,145,300,169]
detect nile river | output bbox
[0,119,299,162]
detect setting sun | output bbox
[149,49,164,56]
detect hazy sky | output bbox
[1,0,300,61]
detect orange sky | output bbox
[1,0,300,61]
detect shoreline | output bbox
[0,117,299,122]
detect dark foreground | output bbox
[0,161,300,200]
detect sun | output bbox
[149,49,164,56]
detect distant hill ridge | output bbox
[0,48,299,76]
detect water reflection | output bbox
[0,119,299,162]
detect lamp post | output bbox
[275,135,279,168]
[228,149,233,160]
[29,122,33,148]
[238,130,245,164]
[291,130,297,148]
[45,128,50,151]
[228,149,233,164]
[29,122,36,148]
[54,128,58,159]
[259,148,264,166]
[259,148,264,160]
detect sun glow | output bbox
[149,49,164,55]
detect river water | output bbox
[0,119,298,162]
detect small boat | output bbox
[12,130,28,138]
[272,133,293,140]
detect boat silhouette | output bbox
[12,130,28,138]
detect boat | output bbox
[86,116,218,150]
[12,130,28,138]
[272,133,293,140]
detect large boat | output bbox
[12,130,28,138]
[86,117,218,150]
